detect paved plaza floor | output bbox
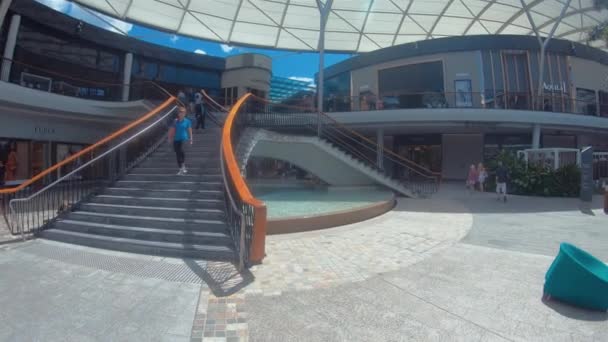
[0,186,606,341]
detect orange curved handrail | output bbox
[248,95,442,182]
[0,96,176,194]
[221,93,267,263]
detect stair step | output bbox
[67,211,226,231]
[39,229,235,260]
[129,167,221,174]
[144,157,219,163]
[124,174,222,182]
[54,220,233,246]
[80,203,225,220]
[92,195,223,209]
[138,161,220,169]
[103,188,223,199]
[115,180,222,190]
[153,149,217,154]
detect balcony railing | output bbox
[319,91,608,117]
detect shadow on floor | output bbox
[542,296,608,321]
[183,258,254,297]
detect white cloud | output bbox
[194,49,207,55]
[288,76,315,84]
[220,44,235,53]
[170,35,179,43]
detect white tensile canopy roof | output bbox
[71,0,608,52]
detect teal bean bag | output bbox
[544,243,608,311]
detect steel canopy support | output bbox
[0,0,12,35]
[316,0,333,136]
[521,0,572,108]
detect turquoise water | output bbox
[251,186,393,219]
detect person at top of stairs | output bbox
[168,106,193,175]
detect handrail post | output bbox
[249,205,267,264]
[238,216,246,271]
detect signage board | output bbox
[543,81,567,93]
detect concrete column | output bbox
[1,14,20,82]
[0,0,13,33]
[376,128,384,170]
[121,52,133,101]
[532,124,541,149]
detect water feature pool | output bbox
[251,185,394,219]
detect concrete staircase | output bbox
[240,128,422,198]
[40,128,235,261]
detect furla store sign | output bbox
[543,82,567,93]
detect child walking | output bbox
[168,106,193,175]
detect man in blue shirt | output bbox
[168,106,193,175]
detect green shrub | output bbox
[485,150,580,197]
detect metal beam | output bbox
[330,9,382,50]
[0,0,12,35]
[390,0,413,46]
[545,0,573,42]
[355,0,375,52]
[175,0,191,33]
[103,0,121,17]
[463,0,496,35]
[496,0,543,34]
[274,0,291,48]
[520,0,542,44]
[121,0,134,19]
[316,0,333,135]
[460,0,490,34]
[427,0,455,39]
[527,0,573,106]
[248,0,315,50]
[227,0,244,43]
[529,6,594,33]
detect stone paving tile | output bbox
[190,287,248,342]
[245,198,472,296]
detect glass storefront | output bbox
[131,57,221,99]
[481,50,572,112]
[6,18,222,102]
[393,135,442,173]
[378,61,445,109]
[0,139,51,184]
[576,88,597,115]
[10,19,124,100]
[324,72,351,111]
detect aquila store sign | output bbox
[543,82,567,93]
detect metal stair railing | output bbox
[220,94,267,266]
[0,98,177,238]
[238,95,441,196]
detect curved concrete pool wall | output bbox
[266,195,396,235]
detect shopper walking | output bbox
[194,90,205,129]
[466,164,478,194]
[168,106,193,175]
[477,162,488,192]
[495,161,509,202]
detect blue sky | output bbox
[38,0,353,85]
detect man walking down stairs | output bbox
[39,128,236,261]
